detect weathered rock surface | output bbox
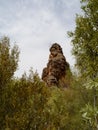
[42,43,69,87]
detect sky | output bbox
[0,0,82,77]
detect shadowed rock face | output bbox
[42,43,69,87]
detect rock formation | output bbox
[42,43,69,87]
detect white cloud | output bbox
[0,0,81,77]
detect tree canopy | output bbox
[69,0,98,129]
[69,0,98,79]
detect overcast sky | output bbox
[0,0,82,77]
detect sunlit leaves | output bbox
[84,79,98,90]
[81,103,98,128]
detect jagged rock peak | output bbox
[42,43,69,87]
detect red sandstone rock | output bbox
[42,43,69,87]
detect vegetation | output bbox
[68,0,98,129]
[0,0,98,130]
[0,37,84,130]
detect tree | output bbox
[0,36,87,130]
[45,87,83,130]
[0,36,19,130]
[69,0,98,78]
[0,36,19,88]
[68,0,98,129]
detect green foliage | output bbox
[2,20,98,129]
[0,37,84,129]
[84,79,98,90]
[81,103,98,129]
[1,74,84,130]
[0,36,20,130]
[0,37,19,88]
[68,0,98,129]
[45,87,83,130]
[68,0,98,79]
